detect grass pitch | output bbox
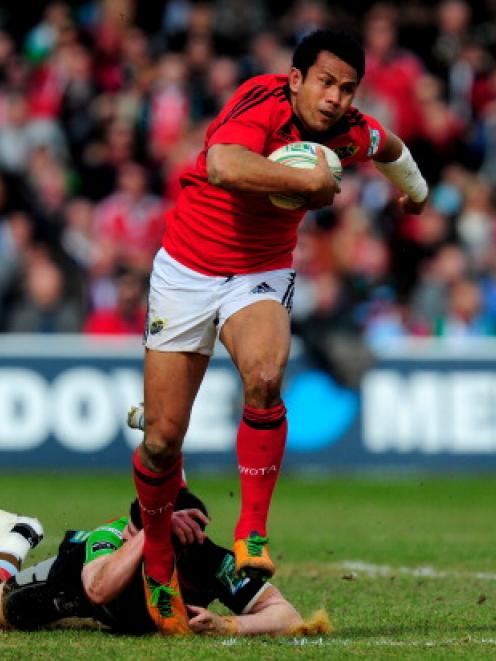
[1,472,496,659]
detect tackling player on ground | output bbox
[0,495,324,637]
[132,28,428,632]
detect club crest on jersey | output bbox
[149,318,168,335]
[334,144,359,160]
[368,128,381,156]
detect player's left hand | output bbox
[187,605,237,634]
[397,194,427,215]
[171,508,209,545]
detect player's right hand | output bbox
[172,508,209,545]
[187,605,238,634]
[306,147,341,209]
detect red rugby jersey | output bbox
[163,74,387,275]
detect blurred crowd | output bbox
[1,0,496,353]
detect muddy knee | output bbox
[242,363,284,408]
[142,417,186,470]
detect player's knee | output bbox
[143,418,185,463]
[242,362,284,407]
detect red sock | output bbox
[132,449,182,584]
[234,403,287,540]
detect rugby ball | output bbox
[267,142,342,210]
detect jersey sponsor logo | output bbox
[250,282,276,294]
[216,554,249,594]
[91,541,118,553]
[238,464,277,476]
[334,144,359,160]
[368,128,381,156]
[149,318,168,335]
[141,501,173,515]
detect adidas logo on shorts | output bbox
[251,282,276,294]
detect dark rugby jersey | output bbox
[163,73,387,275]
[3,531,267,634]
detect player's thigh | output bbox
[220,300,291,378]
[146,249,219,355]
[144,348,210,434]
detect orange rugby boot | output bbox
[233,532,275,581]
[143,568,191,635]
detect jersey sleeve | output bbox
[359,114,388,161]
[206,79,285,154]
[84,517,128,564]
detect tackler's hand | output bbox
[187,605,238,635]
[171,508,209,545]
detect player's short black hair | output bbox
[292,29,365,81]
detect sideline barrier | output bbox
[1,335,496,470]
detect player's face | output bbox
[289,51,358,133]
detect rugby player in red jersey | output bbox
[132,28,428,632]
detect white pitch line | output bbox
[336,560,496,581]
[221,637,496,648]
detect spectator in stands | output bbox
[281,0,330,47]
[24,147,68,242]
[214,0,268,53]
[456,178,495,271]
[0,212,33,329]
[80,119,139,201]
[410,73,468,182]
[83,269,146,335]
[431,0,472,79]
[93,161,164,272]
[0,93,67,175]
[479,101,496,185]
[6,252,83,333]
[0,0,495,353]
[60,197,95,270]
[434,277,495,337]
[23,1,72,64]
[148,53,190,161]
[410,244,468,331]
[361,7,424,142]
[240,31,291,80]
[58,44,98,165]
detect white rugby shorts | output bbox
[144,248,295,355]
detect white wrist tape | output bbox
[374,144,428,203]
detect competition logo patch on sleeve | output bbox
[368,128,381,156]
